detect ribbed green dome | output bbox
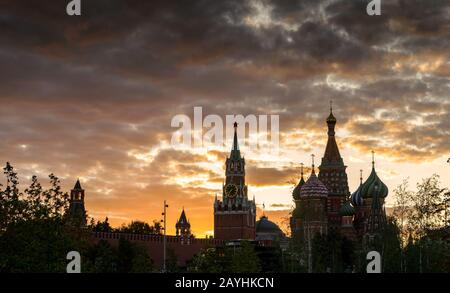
[339,201,355,216]
[360,167,388,199]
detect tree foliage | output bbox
[188,241,261,273]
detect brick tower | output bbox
[214,122,256,241]
[318,102,350,230]
[176,208,191,244]
[68,179,87,226]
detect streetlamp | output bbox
[161,200,169,272]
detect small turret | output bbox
[176,208,191,238]
[68,179,87,227]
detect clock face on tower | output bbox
[225,184,238,198]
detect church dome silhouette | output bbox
[360,166,388,199]
[256,215,283,234]
[299,172,328,198]
[351,184,364,206]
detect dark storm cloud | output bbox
[0,0,449,231]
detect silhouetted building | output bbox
[296,160,329,243]
[214,122,256,240]
[290,104,388,247]
[68,179,87,226]
[318,103,350,230]
[176,208,192,245]
[256,215,285,242]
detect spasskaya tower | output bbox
[214,122,256,240]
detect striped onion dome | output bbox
[351,184,364,206]
[360,166,388,199]
[299,171,328,198]
[340,201,355,216]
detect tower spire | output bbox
[372,150,375,169]
[230,122,241,159]
[74,178,82,190]
[300,162,304,179]
[311,154,315,174]
[322,102,341,164]
[233,122,239,151]
[360,169,363,185]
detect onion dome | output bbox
[351,169,364,206]
[326,100,337,124]
[351,185,364,206]
[327,110,337,124]
[360,152,389,199]
[256,216,283,234]
[299,155,328,198]
[292,163,306,201]
[340,201,355,216]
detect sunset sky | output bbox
[1,0,449,237]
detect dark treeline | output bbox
[0,162,160,272]
[0,162,268,273]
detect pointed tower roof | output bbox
[178,208,188,224]
[230,122,241,160]
[321,101,343,166]
[176,208,190,228]
[73,179,83,190]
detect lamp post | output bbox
[161,200,169,272]
[446,158,450,227]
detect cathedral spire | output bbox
[326,100,337,135]
[311,154,315,174]
[321,102,343,166]
[233,122,239,151]
[230,122,241,159]
[372,150,375,169]
[360,169,363,185]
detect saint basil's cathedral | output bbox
[290,104,389,248]
[67,103,389,269]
